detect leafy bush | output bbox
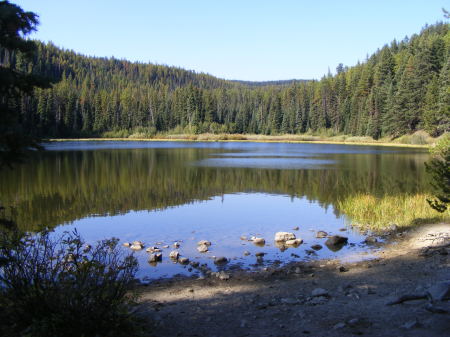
[0,230,142,337]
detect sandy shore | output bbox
[135,223,449,337]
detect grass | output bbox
[46,130,448,149]
[338,193,450,231]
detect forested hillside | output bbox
[1,22,449,138]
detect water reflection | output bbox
[0,142,429,231]
[0,141,430,278]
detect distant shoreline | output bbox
[45,135,431,149]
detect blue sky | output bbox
[13,0,449,81]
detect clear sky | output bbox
[12,0,449,81]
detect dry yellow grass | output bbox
[47,133,433,148]
[338,193,450,231]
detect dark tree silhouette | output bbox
[0,0,50,168]
[426,136,450,212]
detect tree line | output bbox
[1,22,449,139]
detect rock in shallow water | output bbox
[214,256,228,264]
[316,231,328,238]
[146,246,161,253]
[197,240,211,247]
[286,238,303,246]
[169,251,179,260]
[325,235,348,251]
[130,243,144,250]
[251,237,265,245]
[178,257,189,264]
[149,253,162,262]
[274,232,296,242]
[197,244,209,253]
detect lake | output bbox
[0,141,430,279]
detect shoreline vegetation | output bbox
[338,193,450,231]
[45,130,446,149]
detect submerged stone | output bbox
[325,235,348,251]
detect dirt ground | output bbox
[136,223,450,337]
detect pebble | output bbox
[333,322,346,330]
[309,296,328,305]
[311,288,329,297]
[255,252,265,257]
[197,240,211,247]
[122,242,130,247]
[311,244,322,250]
[401,319,420,329]
[280,298,299,305]
[348,318,360,326]
[217,271,230,280]
[337,265,348,272]
[173,242,180,248]
[243,251,251,256]
[293,226,299,230]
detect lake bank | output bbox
[136,222,450,337]
[45,133,433,149]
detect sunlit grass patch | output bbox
[338,193,450,231]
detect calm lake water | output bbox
[0,141,430,279]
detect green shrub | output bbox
[0,230,142,337]
[102,129,131,138]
